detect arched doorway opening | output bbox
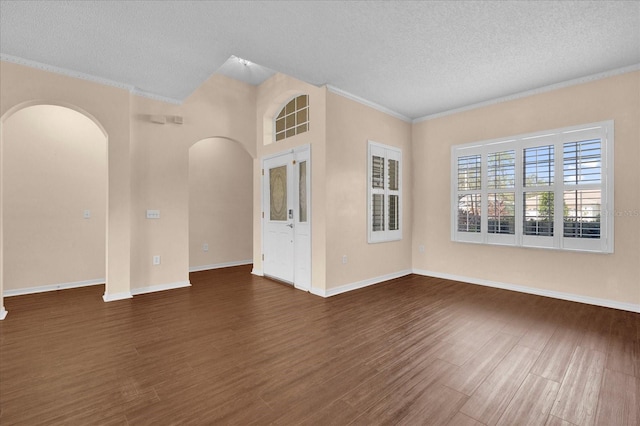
[1,104,107,313]
[188,137,253,273]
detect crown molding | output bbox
[326,84,412,123]
[130,88,182,105]
[1,54,182,105]
[413,63,640,123]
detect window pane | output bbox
[564,190,601,238]
[388,159,399,191]
[285,113,295,130]
[563,139,601,185]
[296,108,308,125]
[296,123,308,135]
[269,166,287,221]
[523,191,554,236]
[389,194,399,231]
[372,155,384,188]
[296,95,308,109]
[275,132,285,141]
[285,99,295,115]
[458,155,481,190]
[372,194,385,231]
[285,128,296,138]
[488,150,515,189]
[488,192,515,234]
[275,117,285,133]
[524,145,554,186]
[299,161,307,223]
[458,194,481,232]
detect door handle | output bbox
[286,223,294,228]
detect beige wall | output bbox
[189,137,252,268]
[1,60,132,309]
[128,74,256,290]
[412,71,640,306]
[1,59,637,313]
[325,92,413,289]
[1,61,256,304]
[3,105,106,290]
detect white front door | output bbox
[262,146,311,290]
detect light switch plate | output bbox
[146,209,160,219]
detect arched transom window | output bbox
[275,95,309,141]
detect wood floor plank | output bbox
[545,414,575,426]
[550,346,606,426]
[1,266,638,425]
[447,412,486,426]
[460,344,541,425]
[578,305,613,354]
[594,369,638,426]
[496,373,560,426]
[395,383,468,425]
[606,335,638,377]
[298,399,363,426]
[351,359,457,424]
[530,325,583,382]
[440,332,519,396]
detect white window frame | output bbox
[368,141,402,243]
[274,94,309,142]
[451,120,614,253]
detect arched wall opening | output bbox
[1,103,107,304]
[188,137,253,272]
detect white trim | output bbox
[102,291,133,302]
[252,268,264,276]
[412,269,640,314]
[189,260,252,273]
[326,85,412,123]
[131,281,191,296]
[309,287,324,297]
[368,141,403,243]
[451,120,614,253]
[130,88,183,105]
[312,269,412,298]
[4,278,104,297]
[0,308,7,320]
[414,64,640,123]
[1,54,182,105]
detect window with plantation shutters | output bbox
[368,141,402,243]
[451,121,614,253]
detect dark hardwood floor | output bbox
[1,266,638,425]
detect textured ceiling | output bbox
[1,1,639,120]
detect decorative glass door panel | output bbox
[270,166,287,221]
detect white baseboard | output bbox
[102,291,133,302]
[189,259,253,273]
[4,278,105,297]
[251,268,264,276]
[0,307,8,320]
[412,269,640,314]
[309,287,324,297]
[131,281,191,296]
[313,269,413,298]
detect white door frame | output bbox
[261,145,311,291]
